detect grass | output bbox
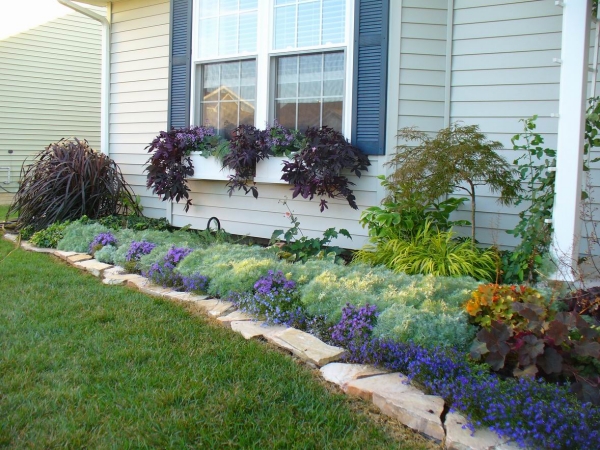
[0,238,437,449]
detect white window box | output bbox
[254,156,290,184]
[188,154,234,181]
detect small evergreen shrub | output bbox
[57,221,111,253]
[29,220,71,248]
[94,244,118,264]
[232,270,305,325]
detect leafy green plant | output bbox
[29,220,71,248]
[503,116,556,283]
[97,215,172,232]
[9,138,141,231]
[354,221,497,280]
[388,124,521,242]
[270,200,351,262]
[360,176,469,241]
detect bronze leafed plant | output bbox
[387,123,522,242]
[9,138,141,231]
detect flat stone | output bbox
[162,290,196,302]
[230,321,288,340]
[206,301,235,317]
[344,372,413,400]
[53,250,77,260]
[3,233,18,242]
[187,294,210,302]
[320,363,388,387]
[103,274,146,286]
[139,284,173,298]
[126,276,150,289]
[266,328,346,367]
[103,266,126,278]
[445,412,520,450]
[21,242,55,253]
[67,253,93,264]
[74,259,112,277]
[373,391,445,441]
[191,299,221,312]
[217,310,254,326]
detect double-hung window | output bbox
[191,0,352,136]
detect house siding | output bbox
[0,11,102,192]
[109,0,170,219]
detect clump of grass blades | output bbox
[8,138,141,231]
[354,221,496,281]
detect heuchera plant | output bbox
[145,126,216,212]
[281,126,370,212]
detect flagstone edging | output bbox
[1,233,522,450]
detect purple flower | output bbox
[126,240,156,262]
[143,246,193,289]
[89,232,117,252]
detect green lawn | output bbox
[0,238,436,449]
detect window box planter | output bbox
[254,156,290,185]
[188,154,234,181]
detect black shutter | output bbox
[168,0,193,129]
[352,0,389,155]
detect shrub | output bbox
[9,138,140,231]
[354,221,497,281]
[94,244,118,264]
[175,244,281,297]
[29,220,71,248]
[57,221,111,253]
[97,215,171,232]
[281,126,370,212]
[232,270,304,326]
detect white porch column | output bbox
[551,0,591,281]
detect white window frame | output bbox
[190,0,355,137]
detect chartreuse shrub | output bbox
[29,220,71,248]
[300,264,478,350]
[354,221,497,281]
[331,304,600,450]
[175,244,282,297]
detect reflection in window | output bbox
[199,60,256,136]
[275,52,344,132]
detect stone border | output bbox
[2,233,522,450]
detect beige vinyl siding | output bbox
[447,0,563,248]
[109,0,170,219]
[0,11,101,193]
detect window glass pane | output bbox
[219,0,238,13]
[274,6,296,49]
[274,52,343,132]
[199,60,256,134]
[322,98,343,130]
[199,0,214,18]
[275,101,296,130]
[276,56,298,98]
[298,99,321,131]
[275,0,295,4]
[239,12,257,53]
[203,64,220,98]
[297,1,320,48]
[198,18,218,58]
[322,0,345,45]
[219,14,238,55]
[323,52,344,96]
[239,0,257,10]
[298,54,322,98]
